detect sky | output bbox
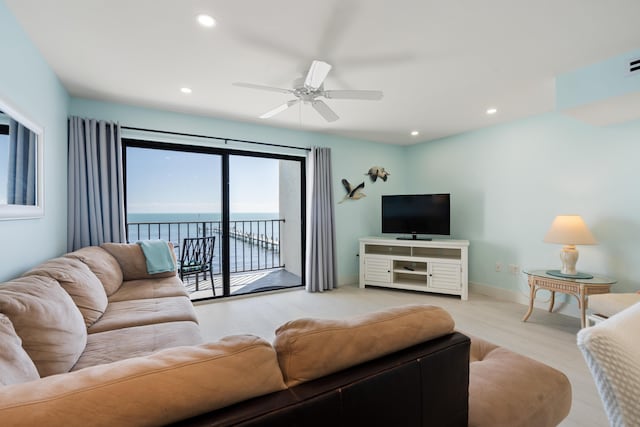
[126,146,281,214]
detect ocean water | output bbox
[127,212,279,223]
[126,212,282,273]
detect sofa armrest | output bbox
[101,242,177,281]
[0,335,286,427]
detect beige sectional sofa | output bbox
[8,243,203,376]
[0,243,572,427]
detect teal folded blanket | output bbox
[137,240,176,274]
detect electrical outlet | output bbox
[495,262,502,272]
[509,264,520,275]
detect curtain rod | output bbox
[121,126,311,152]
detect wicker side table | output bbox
[522,270,616,328]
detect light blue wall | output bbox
[557,48,640,110]
[407,112,640,298]
[0,1,69,281]
[70,98,408,284]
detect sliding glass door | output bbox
[124,144,224,299]
[228,155,303,295]
[123,139,305,301]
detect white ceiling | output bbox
[6,0,640,145]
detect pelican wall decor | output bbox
[339,179,366,203]
[365,166,390,182]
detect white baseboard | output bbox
[469,281,581,319]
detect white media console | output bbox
[359,237,469,300]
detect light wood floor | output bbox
[193,284,607,427]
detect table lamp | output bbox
[543,215,596,279]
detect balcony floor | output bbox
[184,268,301,300]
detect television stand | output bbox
[359,237,469,300]
[397,236,432,241]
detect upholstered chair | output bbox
[577,302,640,426]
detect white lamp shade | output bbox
[543,215,597,245]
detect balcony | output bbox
[127,218,302,299]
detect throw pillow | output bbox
[24,257,108,327]
[0,313,40,385]
[64,246,124,296]
[0,276,87,377]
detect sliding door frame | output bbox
[122,138,306,300]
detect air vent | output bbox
[630,58,640,74]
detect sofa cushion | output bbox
[273,304,455,386]
[0,313,40,385]
[23,257,108,327]
[64,246,124,296]
[107,276,188,303]
[101,242,177,281]
[73,321,203,371]
[0,335,287,427]
[87,296,198,334]
[468,336,572,427]
[0,276,87,377]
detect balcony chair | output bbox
[179,236,216,294]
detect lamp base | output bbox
[546,270,593,279]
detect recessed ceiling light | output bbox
[197,14,216,28]
[486,108,497,115]
[410,130,420,136]
[180,87,192,94]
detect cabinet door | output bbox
[364,257,392,283]
[429,263,461,290]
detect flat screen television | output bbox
[382,194,450,240]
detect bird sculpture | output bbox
[365,166,390,182]
[339,179,366,203]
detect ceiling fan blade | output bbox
[259,99,299,119]
[312,100,339,122]
[323,90,383,100]
[304,60,332,90]
[233,82,293,95]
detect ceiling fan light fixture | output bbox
[486,107,497,115]
[180,87,192,94]
[197,14,216,28]
[411,130,420,136]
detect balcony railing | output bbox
[126,219,285,275]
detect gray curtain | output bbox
[7,119,37,205]
[68,116,126,251]
[305,147,337,292]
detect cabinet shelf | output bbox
[393,268,427,275]
[359,237,469,300]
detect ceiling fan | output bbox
[233,60,383,122]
